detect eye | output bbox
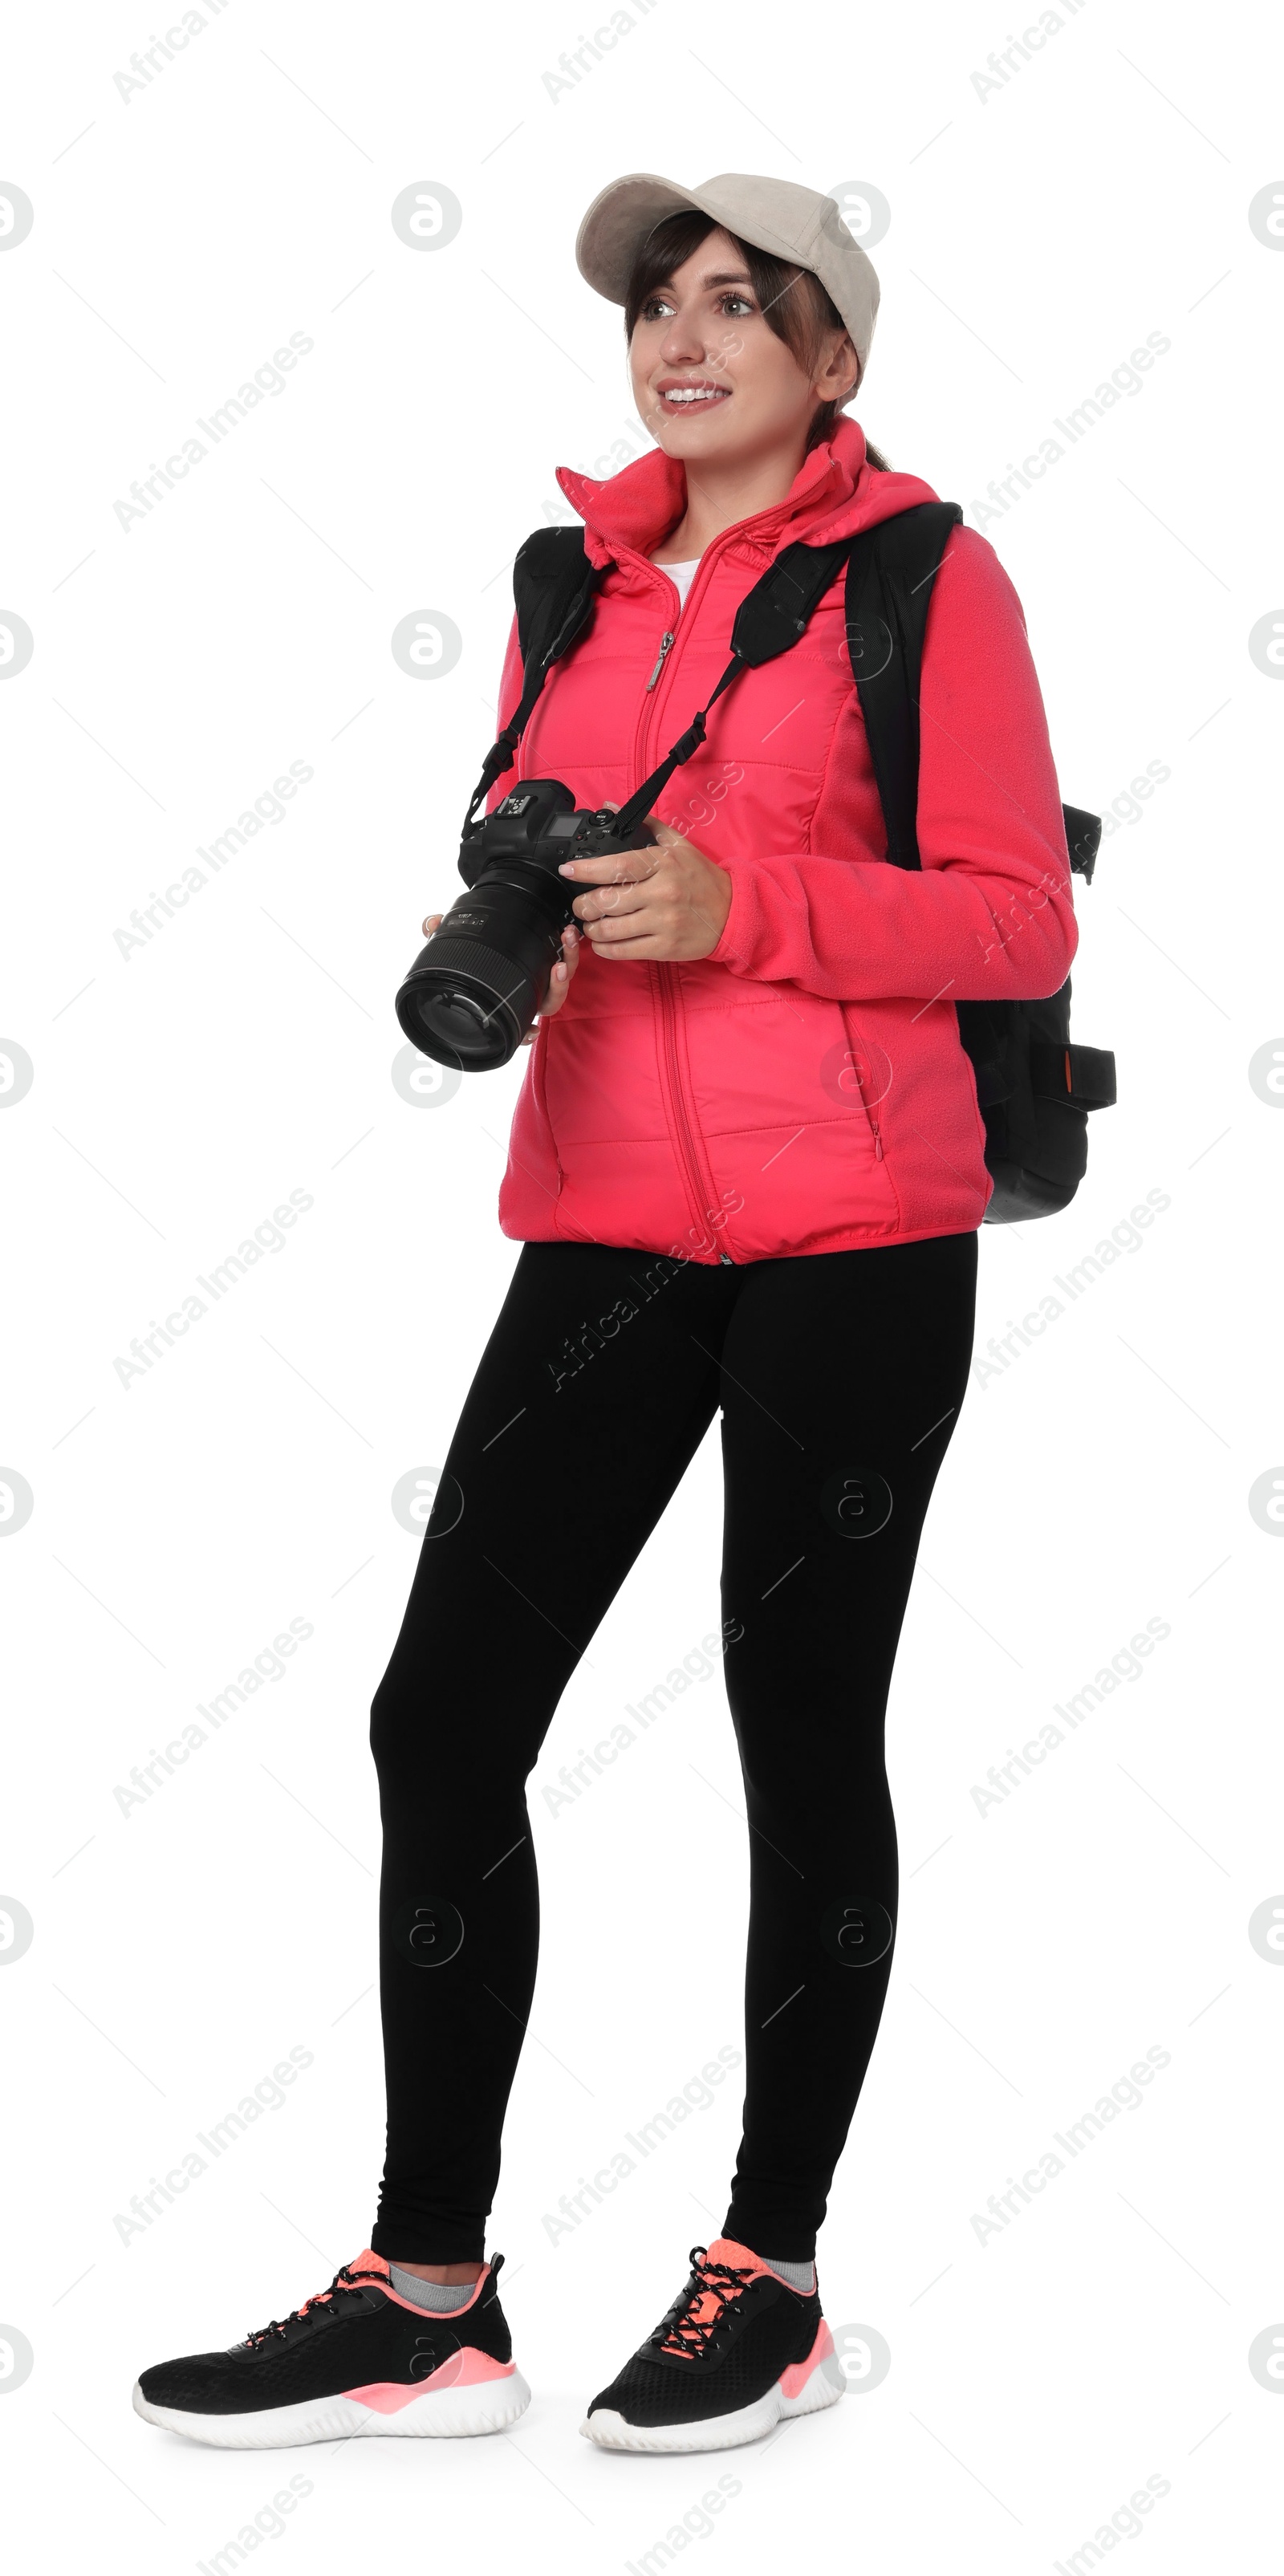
[719,293,754,317]
[640,295,676,321]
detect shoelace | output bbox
[245,2261,385,2348]
[653,2247,755,2359]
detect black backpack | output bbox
[508,502,1115,1221]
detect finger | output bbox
[421,911,443,936]
[524,955,568,1037]
[534,927,580,1018]
[648,818,704,859]
[558,851,656,886]
[583,910,673,945]
[588,932,668,960]
[573,879,653,922]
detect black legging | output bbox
[369,1231,977,2262]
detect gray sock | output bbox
[388,2262,479,2312]
[762,2253,816,2294]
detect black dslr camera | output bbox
[394,782,655,1071]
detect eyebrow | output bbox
[652,269,755,294]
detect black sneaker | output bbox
[581,2237,843,2452]
[132,2249,530,2448]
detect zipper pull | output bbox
[871,1119,884,1161]
[646,632,675,691]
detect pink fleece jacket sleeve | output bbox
[708,526,1079,1004]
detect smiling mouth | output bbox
[656,382,731,409]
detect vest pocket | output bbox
[835,1006,892,1162]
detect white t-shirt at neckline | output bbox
[654,557,700,611]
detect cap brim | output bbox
[575,173,709,307]
[575,169,879,389]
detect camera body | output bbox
[395,781,655,1070]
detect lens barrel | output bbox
[395,874,571,1071]
[394,781,655,1073]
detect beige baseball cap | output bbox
[575,172,880,384]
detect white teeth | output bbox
[663,386,728,404]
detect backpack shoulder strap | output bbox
[844,504,1101,885]
[728,536,862,665]
[464,528,602,824]
[843,501,964,873]
[611,534,860,837]
[512,526,597,672]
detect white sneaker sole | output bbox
[580,2350,845,2454]
[132,2367,532,2449]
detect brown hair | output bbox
[624,209,889,466]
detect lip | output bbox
[655,377,733,412]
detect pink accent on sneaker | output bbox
[268,2251,396,2330]
[347,2250,391,2281]
[705,2237,815,2294]
[779,2319,835,2397]
[654,2240,775,2360]
[350,2251,493,2319]
[344,2354,517,2412]
[702,2237,771,2277]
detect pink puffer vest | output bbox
[491,419,1077,1264]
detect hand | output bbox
[420,913,580,1042]
[558,818,733,962]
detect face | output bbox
[628,227,857,469]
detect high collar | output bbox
[555,417,940,571]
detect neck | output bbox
[660,435,812,559]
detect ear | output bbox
[816,330,859,400]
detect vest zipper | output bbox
[656,963,726,1257]
[633,551,740,1264]
[646,632,675,690]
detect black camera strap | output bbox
[462,530,860,840]
[462,532,603,829]
[610,536,857,837]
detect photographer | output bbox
[136,173,1076,2457]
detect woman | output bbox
[135,173,1075,2456]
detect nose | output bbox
[657,303,707,368]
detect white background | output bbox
[2,0,1282,2569]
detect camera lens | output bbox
[394,785,648,1074]
[399,969,522,1071]
[395,878,567,1070]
